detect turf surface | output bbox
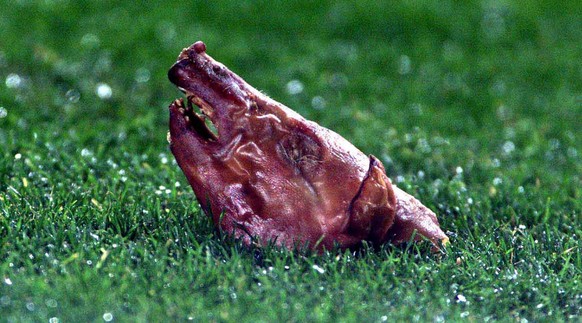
[1,0,581,321]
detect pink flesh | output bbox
[167,41,448,251]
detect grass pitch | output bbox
[0,1,581,321]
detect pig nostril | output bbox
[168,62,188,84]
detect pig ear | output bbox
[385,186,449,248]
[347,155,397,244]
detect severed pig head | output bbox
[167,41,448,251]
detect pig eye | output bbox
[277,132,322,177]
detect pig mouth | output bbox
[167,41,251,143]
[168,50,222,142]
[170,96,218,142]
[168,42,257,146]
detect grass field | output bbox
[1,0,581,321]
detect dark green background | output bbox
[1,1,580,321]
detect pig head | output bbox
[167,41,448,250]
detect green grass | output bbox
[1,0,581,321]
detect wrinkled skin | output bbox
[168,41,448,251]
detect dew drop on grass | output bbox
[502,141,515,155]
[312,264,325,274]
[107,159,118,169]
[160,154,168,164]
[96,83,112,99]
[103,312,113,322]
[45,299,57,308]
[311,96,326,110]
[81,148,93,157]
[135,68,151,83]
[286,80,304,95]
[456,294,467,303]
[66,89,80,103]
[5,73,22,89]
[49,317,60,323]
